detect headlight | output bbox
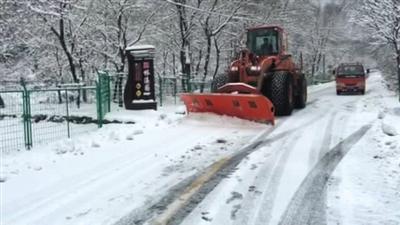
[337,82,345,87]
[250,66,261,71]
[231,66,239,72]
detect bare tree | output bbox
[356,0,400,97]
[198,0,243,92]
[27,0,93,83]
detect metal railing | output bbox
[157,76,212,106]
[0,74,112,153]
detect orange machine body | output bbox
[181,25,305,124]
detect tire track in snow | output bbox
[232,132,303,225]
[147,109,330,225]
[278,123,373,225]
[307,112,336,168]
[112,125,278,225]
[128,83,339,225]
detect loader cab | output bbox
[246,26,286,56]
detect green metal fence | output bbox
[96,71,112,128]
[0,90,25,152]
[157,76,212,106]
[0,74,112,153]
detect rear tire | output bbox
[294,74,307,109]
[211,74,229,93]
[264,71,294,116]
[0,95,4,108]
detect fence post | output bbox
[117,74,124,108]
[96,81,103,128]
[21,83,33,150]
[158,76,163,107]
[174,77,177,104]
[107,74,111,113]
[65,89,71,138]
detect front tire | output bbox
[264,71,294,116]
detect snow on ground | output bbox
[1,72,399,225]
[1,104,268,225]
[327,73,400,225]
[178,72,400,225]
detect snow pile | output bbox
[381,115,399,136]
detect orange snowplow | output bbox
[181,25,307,124]
[181,83,275,124]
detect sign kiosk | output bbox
[124,45,157,110]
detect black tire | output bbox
[211,74,229,92]
[294,74,307,109]
[0,95,4,108]
[361,89,365,95]
[336,90,341,95]
[263,71,294,116]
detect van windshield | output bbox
[337,65,364,77]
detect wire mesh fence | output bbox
[0,90,25,153]
[1,70,213,153]
[29,87,98,147]
[0,83,106,153]
[102,71,213,108]
[157,76,212,106]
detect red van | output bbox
[334,63,366,95]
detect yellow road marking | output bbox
[151,157,230,225]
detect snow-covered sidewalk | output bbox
[1,106,268,225]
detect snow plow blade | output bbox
[180,93,275,124]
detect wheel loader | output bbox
[181,25,307,124]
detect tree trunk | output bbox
[79,55,88,103]
[201,34,212,93]
[397,50,400,101]
[51,17,78,83]
[176,0,190,92]
[212,37,221,81]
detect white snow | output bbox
[327,73,400,225]
[1,104,267,225]
[1,71,399,225]
[126,45,155,51]
[179,71,400,225]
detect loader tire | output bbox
[294,74,307,109]
[267,71,294,116]
[211,74,229,93]
[0,95,4,108]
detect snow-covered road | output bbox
[1,72,399,225]
[172,72,400,225]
